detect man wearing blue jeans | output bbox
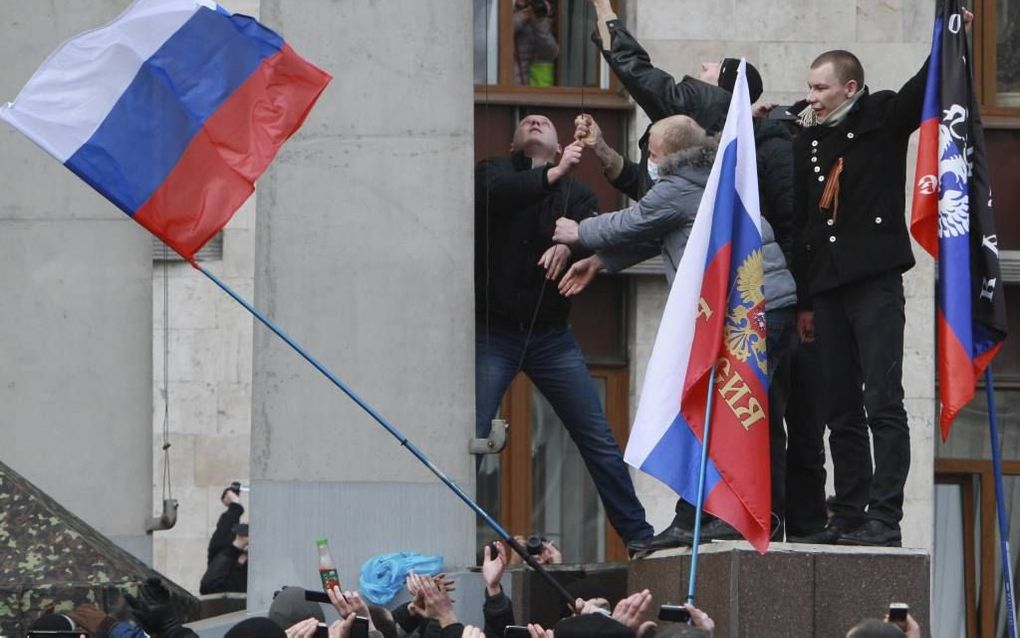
[475,114,653,546]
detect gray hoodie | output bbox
[578,144,796,311]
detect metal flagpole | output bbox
[984,367,1018,638]
[687,365,718,604]
[195,263,578,613]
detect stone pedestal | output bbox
[628,542,930,638]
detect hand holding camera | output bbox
[482,541,508,595]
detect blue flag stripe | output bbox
[640,411,723,506]
[65,8,282,215]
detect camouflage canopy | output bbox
[0,460,198,638]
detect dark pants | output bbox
[475,321,653,543]
[674,306,796,527]
[813,271,909,526]
[783,340,829,536]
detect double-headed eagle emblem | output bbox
[724,250,768,376]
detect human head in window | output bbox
[514,0,560,87]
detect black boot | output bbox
[787,517,860,545]
[626,517,695,558]
[838,519,902,547]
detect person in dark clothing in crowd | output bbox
[200,485,248,594]
[581,0,795,554]
[789,10,972,546]
[475,114,653,546]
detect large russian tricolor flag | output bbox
[624,61,771,552]
[1,0,331,262]
[910,0,1007,439]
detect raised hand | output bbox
[612,589,656,636]
[574,113,603,148]
[549,141,584,183]
[482,541,508,595]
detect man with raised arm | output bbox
[475,114,653,547]
[791,8,973,546]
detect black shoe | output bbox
[838,519,902,547]
[787,518,857,545]
[626,521,695,558]
[698,516,741,542]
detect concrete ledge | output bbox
[628,542,930,638]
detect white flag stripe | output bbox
[0,0,213,162]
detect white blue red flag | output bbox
[910,0,1007,440]
[1,0,330,262]
[624,61,771,552]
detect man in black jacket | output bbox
[583,0,793,259]
[476,114,653,546]
[200,486,248,593]
[791,47,937,547]
[583,0,796,554]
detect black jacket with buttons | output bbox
[475,152,598,326]
[792,60,928,307]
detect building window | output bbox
[974,0,1020,116]
[474,0,626,107]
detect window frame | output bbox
[474,0,631,109]
[973,0,1020,123]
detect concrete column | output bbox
[249,1,475,608]
[0,1,153,562]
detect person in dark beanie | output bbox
[582,0,798,554]
[268,586,325,630]
[555,613,636,637]
[224,617,286,638]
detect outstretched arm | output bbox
[578,182,697,250]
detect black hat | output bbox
[29,614,77,631]
[718,58,764,103]
[225,617,287,638]
[232,523,249,536]
[268,587,325,629]
[555,613,636,637]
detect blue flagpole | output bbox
[195,264,577,611]
[687,364,717,605]
[984,367,1018,638]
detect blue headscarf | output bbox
[358,552,444,605]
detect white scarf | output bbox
[798,89,864,128]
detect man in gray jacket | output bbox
[554,114,797,554]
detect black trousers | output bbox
[813,271,909,526]
[783,340,829,536]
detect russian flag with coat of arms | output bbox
[1,0,331,262]
[624,60,771,552]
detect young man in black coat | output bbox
[790,24,965,545]
[475,115,653,546]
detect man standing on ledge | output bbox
[475,115,653,547]
[791,10,972,546]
